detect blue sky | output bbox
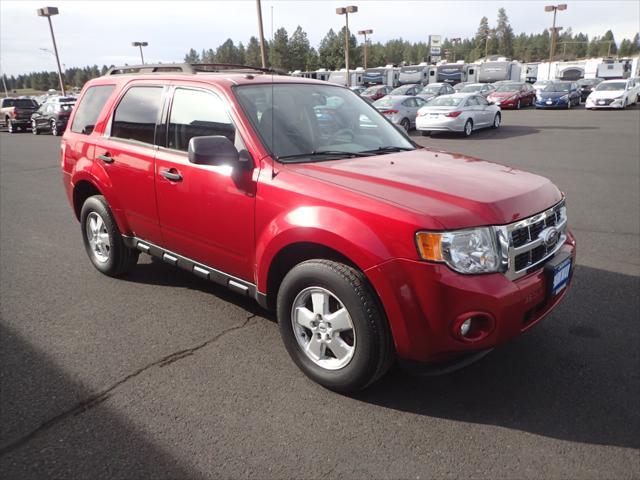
[1,0,639,76]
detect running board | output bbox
[123,236,265,305]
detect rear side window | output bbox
[111,86,163,145]
[71,85,114,134]
[167,88,238,152]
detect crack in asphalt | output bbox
[0,315,257,457]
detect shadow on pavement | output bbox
[356,265,640,450]
[0,323,205,480]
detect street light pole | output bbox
[37,7,65,96]
[336,6,358,87]
[358,29,373,69]
[255,0,267,68]
[131,42,148,64]
[545,4,567,77]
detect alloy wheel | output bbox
[290,286,356,370]
[85,212,111,263]
[50,120,57,136]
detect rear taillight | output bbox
[382,109,398,115]
[445,111,462,118]
[9,107,17,118]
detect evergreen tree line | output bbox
[3,8,639,92]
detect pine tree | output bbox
[495,8,514,58]
[289,26,311,71]
[271,27,290,70]
[183,48,200,63]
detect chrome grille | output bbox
[496,200,567,280]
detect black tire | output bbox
[463,119,473,137]
[7,119,15,133]
[492,113,501,129]
[400,118,410,132]
[50,120,59,136]
[277,260,394,393]
[516,99,521,110]
[31,119,40,135]
[80,195,138,277]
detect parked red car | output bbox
[487,82,536,109]
[360,85,392,102]
[62,64,575,392]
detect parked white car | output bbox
[415,93,501,137]
[585,79,639,109]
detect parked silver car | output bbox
[458,83,496,97]
[373,95,429,131]
[416,82,455,101]
[415,93,502,137]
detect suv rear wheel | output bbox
[277,260,393,392]
[80,195,138,277]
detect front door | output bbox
[154,86,257,281]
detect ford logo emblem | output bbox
[540,227,559,248]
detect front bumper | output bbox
[535,97,569,108]
[365,231,576,363]
[585,98,625,109]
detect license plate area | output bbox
[544,252,572,298]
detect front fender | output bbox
[255,206,392,292]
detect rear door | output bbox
[93,83,165,242]
[154,85,257,281]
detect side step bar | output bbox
[123,236,268,308]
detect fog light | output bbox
[460,318,472,337]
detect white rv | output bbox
[477,59,523,83]
[362,65,400,87]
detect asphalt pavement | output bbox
[1,105,639,479]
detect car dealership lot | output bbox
[1,107,639,478]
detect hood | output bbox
[589,90,625,100]
[538,91,569,99]
[489,91,518,99]
[284,149,562,229]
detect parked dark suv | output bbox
[1,97,39,133]
[62,63,575,392]
[31,96,76,136]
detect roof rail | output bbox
[105,63,286,76]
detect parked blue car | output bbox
[535,81,581,109]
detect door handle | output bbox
[98,154,114,164]
[160,169,183,182]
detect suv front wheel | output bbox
[80,195,138,277]
[277,260,394,392]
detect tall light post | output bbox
[358,29,373,69]
[336,6,358,87]
[37,6,65,95]
[545,4,567,77]
[451,37,461,62]
[132,41,148,64]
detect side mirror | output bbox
[188,135,244,168]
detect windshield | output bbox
[542,82,571,92]
[533,81,551,88]
[578,79,600,86]
[420,86,440,94]
[362,86,382,95]
[595,82,626,91]
[495,83,522,92]
[426,96,464,107]
[5,99,37,108]
[460,85,483,92]
[390,85,414,95]
[234,83,414,162]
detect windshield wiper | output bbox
[276,150,372,162]
[359,146,415,155]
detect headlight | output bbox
[416,227,500,274]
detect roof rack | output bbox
[105,63,286,76]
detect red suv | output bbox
[62,64,576,392]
